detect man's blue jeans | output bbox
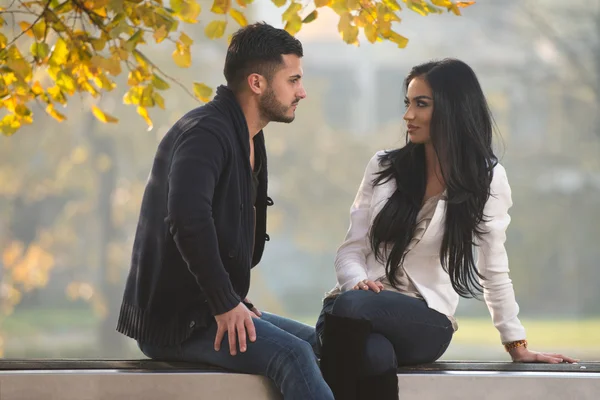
[138,312,334,400]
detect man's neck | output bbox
[235,92,268,140]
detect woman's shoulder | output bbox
[360,150,387,178]
[491,162,509,184]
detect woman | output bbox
[315,59,577,400]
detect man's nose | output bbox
[297,85,307,100]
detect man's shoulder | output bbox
[160,104,235,151]
[175,103,234,136]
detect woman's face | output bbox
[403,76,434,145]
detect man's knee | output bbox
[266,338,316,378]
[330,290,370,319]
[362,333,397,376]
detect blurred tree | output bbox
[0,0,473,135]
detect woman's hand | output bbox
[510,346,579,364]
[352,279,384,293]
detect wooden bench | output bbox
[1,359,599,400]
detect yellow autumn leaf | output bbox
[46,104,67,122]
[31,81,44,96]
[180,32,194,46]
[137,106,153,130]
[457,1,475,7]
[330,0,349,14]
[229,9,248,26]
[49,38,69,67]
[56,70,77,94]
[386,31,408,48]
[153,25,169,43]
[6,47,32,80]
[236,0,252,7]
[364,23,378,43]
[182,0,201,22]
[406,1,427,16]
[152,73,170,90]
[347,0,361,10]
[0,32,7,49]
[282,2,302,21]
[205,20,227,39]
[450,4,461,15]
[193,82,213,102]
[303,10,318,24]
[341,25,359,45]
[18,21,34,38]
[383,0,402,11]
[314,0,330,7]
[431,0,452,6]
[211,0,231,14]
[153,92,166,109]
[92,105,119,123]
[284,14,303,36]
[172,42,192,67]
[48,86,67,105]
[104,55,122,75]
[32,20,47,41]
[0,115,21,136]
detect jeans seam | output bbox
[260,334,315,400]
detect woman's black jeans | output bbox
[316,289,454,376]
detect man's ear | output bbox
[247,73,265,95]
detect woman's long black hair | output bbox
[369,59,499,299]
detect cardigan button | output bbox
[189,320,196,328]
[266,197,274,206]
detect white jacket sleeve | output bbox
[476,164,527,343]
[334,153,380,292]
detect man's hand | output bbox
[352,279,384,293]
[214,302,257,356]
[244,297,262,318]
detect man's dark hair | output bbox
[224,22,303,93]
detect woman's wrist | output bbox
[504,339,528,358]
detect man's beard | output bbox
[258,87,298,123]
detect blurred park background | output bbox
[1,0,599,361]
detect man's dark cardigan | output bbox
[116,85,271,346]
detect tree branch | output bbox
[7,0,51,48]
[135,50,198,102]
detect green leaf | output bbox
[152,73,170,90]
[31,42,50,59]
[302,10,318,24]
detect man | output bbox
[116,23,334,400]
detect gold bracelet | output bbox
[503,339,527,352]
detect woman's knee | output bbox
[330,290,370,319]
[362,333,397,376]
